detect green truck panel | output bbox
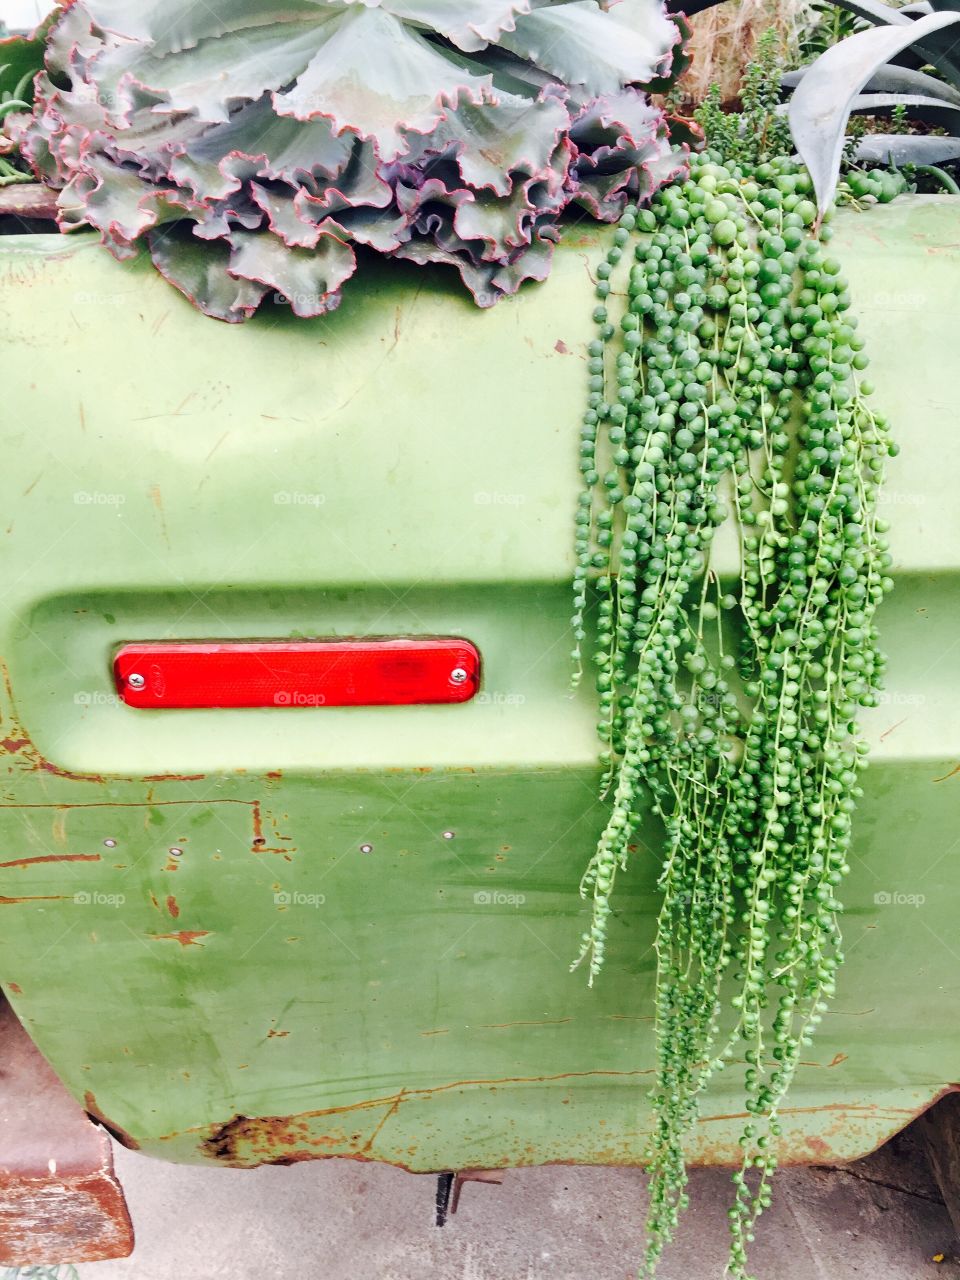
[0,197,957,1170]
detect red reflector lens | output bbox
[114,639,481,709]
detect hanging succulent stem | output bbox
[572,145,895,1277]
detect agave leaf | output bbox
[855,131,960,162]
[789,9,960,213]
[830,0,960,74]
[817,0,913,26]
[148,224,269,321]
[783,62,960,107]
[848,90,960,130]
[500,0,674,94]
[227,226,357,316]
[273,7,494,159]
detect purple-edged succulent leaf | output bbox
[499,0,676,94]
[26,0,684,320]
[273,8,494,159]
[148,225,269,321]
[228,226,356,316]
[377,0,531,52]
[423,95,570,195]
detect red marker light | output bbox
[114,639,481,709]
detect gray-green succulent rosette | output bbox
[12,0,687,320]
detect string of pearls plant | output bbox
[570,117,896,1276]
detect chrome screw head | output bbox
[450,667,468,685]
[128,673,146,691]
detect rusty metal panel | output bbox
[0,998,133,1265]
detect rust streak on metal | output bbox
[477,1018,572,1030]
[0,894,73,904]
[172,1066,659,1152]
[165,895,180,919]
[0,853,101,869]
[699,1101,917,1126]
[83,1092,141,1152]
[934,763,960,783]
[879,717,907,742]
[143,773,207,783]
[360,1088,407,1155]
[6,983,21,994]
[0,737,30,754]
[150,930,210,947]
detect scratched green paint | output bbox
[0,199,958,1170]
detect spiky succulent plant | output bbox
[14,0,686,319]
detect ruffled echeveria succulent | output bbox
[15,0,687,320]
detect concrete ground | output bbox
[74,1127,959,1280]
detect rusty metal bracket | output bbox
[0,994,134,1265]
[436,1168,505,1225]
